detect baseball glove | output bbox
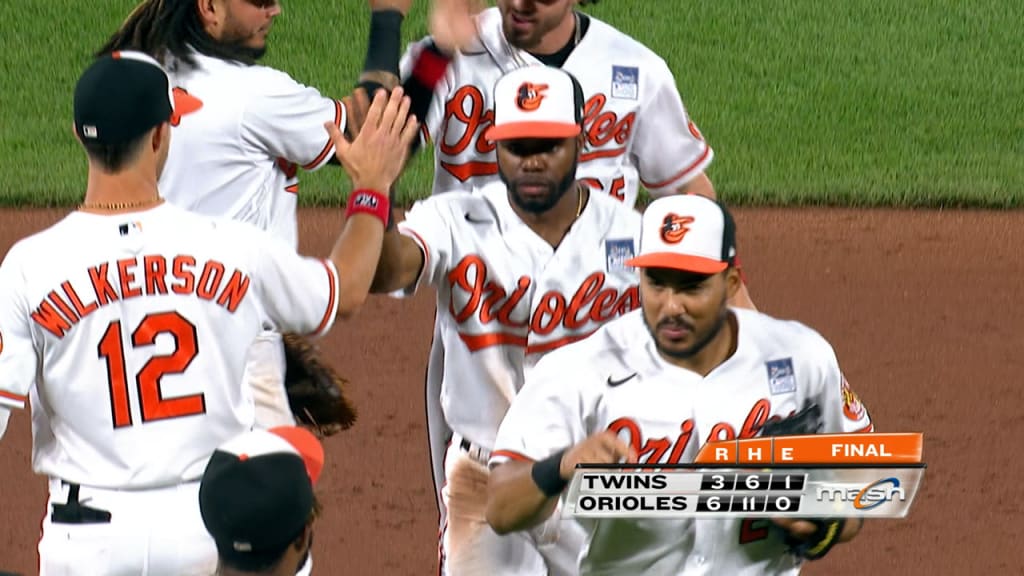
[282,333,357,437]
[758,400,823,437]
[759,400,846,560]
[784,518,847,560]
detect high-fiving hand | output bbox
[325,87,419,194]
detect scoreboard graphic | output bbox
[564,433,925,519]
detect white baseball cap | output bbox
[626,194,738,274]
[484,65,583,141]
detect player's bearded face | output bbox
[215,0,280,59]
[498,137,579,214]
[498,0,575,50]
[641,269,731,361]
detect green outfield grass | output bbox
[0,0,1019,208]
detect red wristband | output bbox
[345,189,390,226]
[411,46,450,90]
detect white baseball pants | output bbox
[38,478,217,576]
[439,439,585,576]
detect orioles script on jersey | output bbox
[447,255,639,355]
[439,88,636,182]
[607,399,799,465]
[31,255,250,338]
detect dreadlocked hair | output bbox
[97,0,260,69]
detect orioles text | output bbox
[447,255,639,354]
[607,399,801,465]
[30,255,250,338]
[439,86,636,182]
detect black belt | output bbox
[453,433,492,464]
[51,483,112,525]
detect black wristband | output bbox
[363,10,404,77]
[531,450,569,497]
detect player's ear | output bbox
[151,123,168,152]
[195,0,222,33]
[724,267,741,299]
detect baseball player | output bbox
[199,426,326,576]
[0,51,416,575]
[96,0,437,431]
[368,65,642,575]
[398,1,759,563]
[486,193,874,575]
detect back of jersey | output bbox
[0,203,337,489]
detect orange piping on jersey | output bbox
[580,148,626,163]
[0,390,27,404]
[490,449,532,462]
[440,160,499,182]
[640,144,711,190]
[312,260,337,336]
[301,99,344,171]
[284,183,299,194]
[458,331,527,350]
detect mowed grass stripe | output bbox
[0,0,1019,208]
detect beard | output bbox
[644,292,730,361]
[501,157,579,214]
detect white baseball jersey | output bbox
[491,308,874,576]
[160,49,347,248]
[396,182,643,450]
[400,8,712,206]
[0,203,340,489]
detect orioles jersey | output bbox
[401,8,713,206]
[490,308,874,576]
[0,203,339,489]
[159,49,346,248]
[396,182,643,450]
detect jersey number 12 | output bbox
[97,311,205,428]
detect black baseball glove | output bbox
[282,333,357,437]
[784,518,847,560]
[758,400,823,437]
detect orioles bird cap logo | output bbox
[516,82,548,112]
[660,213,695,244]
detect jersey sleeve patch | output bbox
[840,376,867,422]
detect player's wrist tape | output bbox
[790,518,846,560]
[363,10,404,77]
[411,44,451,90]
[531,449,569,498]
[345,189,390,227]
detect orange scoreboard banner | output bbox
[564,433,926,519]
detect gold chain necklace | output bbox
[575,183,586,217]
[79,197,163,211]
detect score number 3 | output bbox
[97,311,205,428]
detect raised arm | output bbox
[322,88,419,317]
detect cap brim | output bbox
[485,122,581,141]
[625,253,728,274]
[172,90,203,120]
[269,426,325,486]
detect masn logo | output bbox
[815,477,906,510]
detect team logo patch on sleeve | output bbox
[605,238,636,272]
[765,358,796,395]
[611,66,639,100]
[841,376,866,421]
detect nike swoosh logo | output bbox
[607,373,638,387]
